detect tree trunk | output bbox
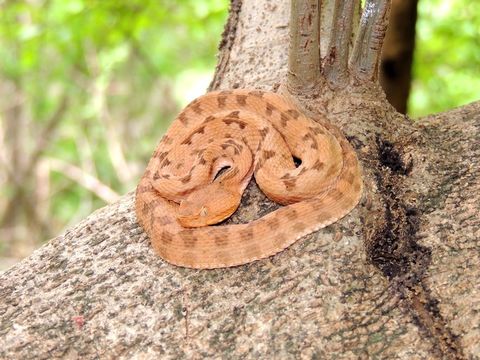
[380,0,418,113]
[1,1,479,359]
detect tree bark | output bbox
[1,0,479,359]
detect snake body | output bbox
[135,90,363,269]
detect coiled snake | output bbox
[135,90,363,269]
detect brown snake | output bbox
[135,89,363,269]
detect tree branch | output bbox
[349,0,391,82]
[319,0,336,59]
[47,158,120,203]
[287,0,321,94]
[323,0,359,87]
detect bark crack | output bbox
[366,136,466,360]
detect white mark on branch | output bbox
[361,2,376,27]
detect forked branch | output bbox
[287,0,391,91]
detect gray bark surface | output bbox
[1,0,479,359]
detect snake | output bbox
[135,89,363,269]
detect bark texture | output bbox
[1,0,479,359]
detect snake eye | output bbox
[213,165,231,182]
[200,206,208,217]
[293,156,302,167]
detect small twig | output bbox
[47,157,120,203]
[287,0,321,94]
[323,0,359,87]
[349,0,391,82]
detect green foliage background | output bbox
[0,0,228,258]
[410,0,480,116]
[0,0,478,259]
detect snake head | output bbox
[177,183,241,228]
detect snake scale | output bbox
[135,89,363,269]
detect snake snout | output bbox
[176,183,242,228]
